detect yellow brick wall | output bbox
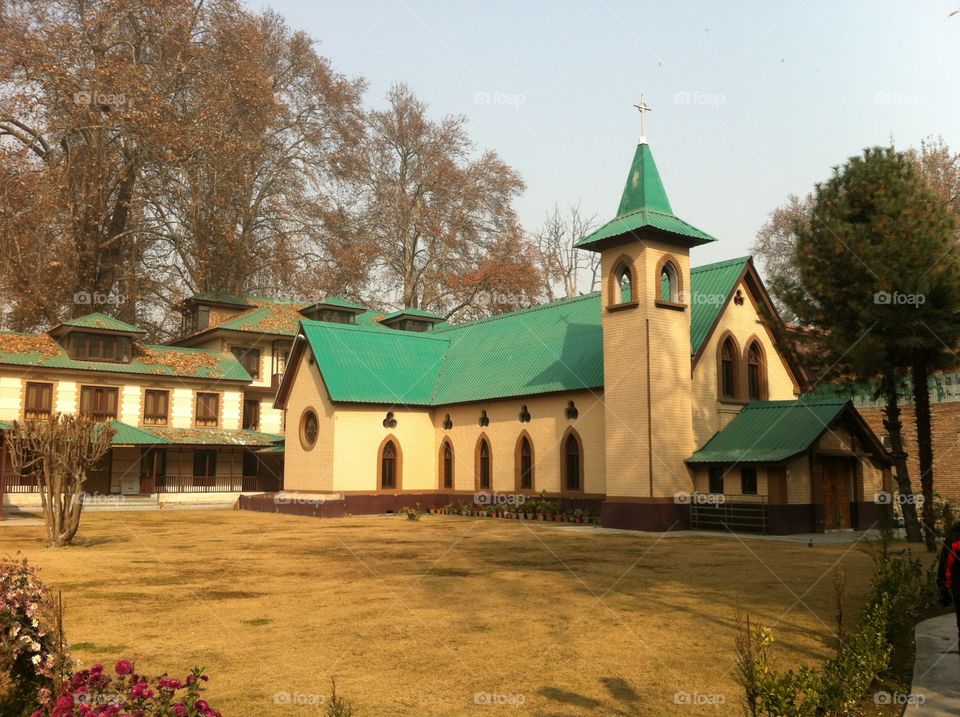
[281,350,335,492]
[690,278,798,449]
[599,236,694,499]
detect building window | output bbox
[79,386,119,420]
[517,435,533,491]
[242,398,260,430]
[195,392,219,427]
[140,447,166,484]
[242,450,259,478]
[69,332,131,363]
[720,337,738,400]
[143,389,169,425]
[24,382,53,420]
[708,466,724,494]
[562,431,583,492]
[741,467,758,495]
[441,441,454,489]
[300,409,318,448]
[380,439,399,490]
[660,261,680,302]
[476,437,491,490]
[614,264,633,304]
[193,449,217,481]
[747,341,765,401]
[231,347,261,380]
[382,411,397,428]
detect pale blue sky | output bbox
[250,0,960,270]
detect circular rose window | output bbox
[300,409,319,448]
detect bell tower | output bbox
[575,101,717,528]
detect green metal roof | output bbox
[0,333,250,381]
[577,143,717,250]
[105,421,170,446]
[316,296,368,310]
[689,256,751,354]
[0,420,12,430]
[381,308,444,321]
[55,312,147,335]
[190,291,253,307]
[293,258,760,405]
[142,426,283,446]
[687,399,849,464]
[301,322,450,405]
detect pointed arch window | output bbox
[516,434,534,491]
[720,337,738,400]
[659,260,679,302]
[561,431,583,493]
[747,341,765,401]
[440,440,454,489]
[476,437,491,490]
[615,264,633,304]
[379,439,400,490]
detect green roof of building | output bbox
[55,312,147,335]
[142,426,283,446]
[381,308,445,321]
[315,296,368,310]
[686,399,849,464]
[0,420,12,431]
[104,421,170,446]
[293,257,758,405]
[190,291,253,307]
[689,256,751,353]
[0,333,251,381]
[577,142,717,250]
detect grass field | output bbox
[0,510,884,716]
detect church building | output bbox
[275,132,893,534]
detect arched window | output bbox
[747,341,765,401]
[561,430,583,493]
[476,436,491,490]
[660,260,679,302]
[440,440,454,489]
[720,337,738,400]
[379,438,400,490]
[516,434,534,491]
[299,408,318,449]
[615,264,633,303]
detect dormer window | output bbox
[69,332,131,362]
[300,298,366,325]
[380,309,444,332]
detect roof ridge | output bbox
[432,293,601,334]
[691,256,752,273]
[300,319,452,343]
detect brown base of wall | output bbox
[768,505,816,535]
[600,500,690,532]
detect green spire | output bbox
[616,142,673,217]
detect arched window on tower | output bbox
[747,341,765,401]
[562,431,583,493]
[660,261,679,303]
[440,440,454,489]
[476,437,491,490]
[615,264,633,304]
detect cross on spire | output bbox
[633,95,651,143]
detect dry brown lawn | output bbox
[0,510,883,716]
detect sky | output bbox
[249,0,960,271]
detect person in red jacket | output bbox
[936,522,960,638]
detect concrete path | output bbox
[905,613,960,716]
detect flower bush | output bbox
[31,662,222,717]
[1,556,64,713]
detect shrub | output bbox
[1,557,65,714]
[736,550,934,717]
[31,663,221,717]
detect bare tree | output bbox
[6,415,114,547]
[532,203,599,301]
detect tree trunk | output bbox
[911,353,937,551]
[882,372,922,542]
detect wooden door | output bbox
[821,459,852,530]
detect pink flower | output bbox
[173,706,187,716]
[115,659,133,675]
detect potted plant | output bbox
[574,508,584,524]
